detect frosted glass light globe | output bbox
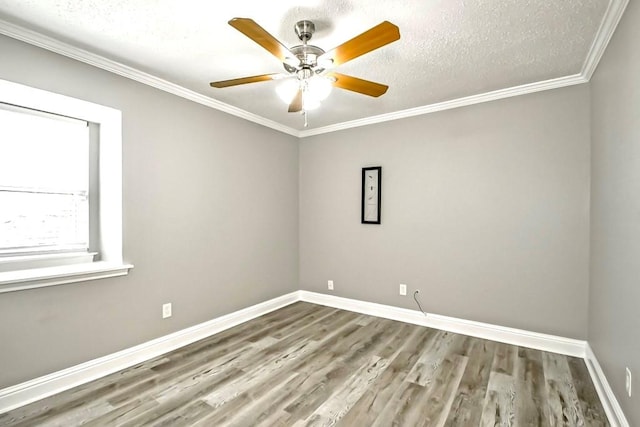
[276,79,299,104]
[276,76,332,110]
[307,77,332,101]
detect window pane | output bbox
[0,107,88,192]
[0,105,90,254]
[0,191,89,252]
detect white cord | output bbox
[413,290,427,317]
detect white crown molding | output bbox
[298,291,587,357]
[0,19,300,138]
[298,74,587,137]
[0,0,628,139]
[0,291,299,414]
[585,344,630,427]
[581,0,629,80]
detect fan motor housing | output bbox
[283,20,326,74]
[283,44,326,73]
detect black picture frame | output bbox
[361,166,382,224]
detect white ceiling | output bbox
[0,0,626,136]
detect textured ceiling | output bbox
[0,0,613,133]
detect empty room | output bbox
[0,0,638,425]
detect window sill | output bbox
[0,252,98,273]
[0,262,134,293]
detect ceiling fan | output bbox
[210,18,400,118]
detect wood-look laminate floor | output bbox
[0,302,608,426]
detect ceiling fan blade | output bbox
[210,73,280,88]
[319,21,400,67]
[329,72,389,97]
[288,89,303,113]
[229,18,293,62]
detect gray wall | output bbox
[0,35,299,388]
[5,15,635,422]
[589,0,640,424]
[300,85,591,339]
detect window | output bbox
[0,104,93,257]
[0,79,132,292]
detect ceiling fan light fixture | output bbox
[277,75,332,107]
[211,18,400,120]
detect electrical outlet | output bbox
[328,280,334,290]
[399,284,407,296]
[162,303,172,319]
[626,367,632,397]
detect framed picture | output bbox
[361,166,381,224]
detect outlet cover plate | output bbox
[399,284,407,296]
[328,280,334,290]
[162,303,172,319]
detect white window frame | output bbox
[0,78,133,293]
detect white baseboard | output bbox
[0,291,299,414]
[298,291,587,357]
[299,291,632,425]
[2,289,626,426]
[585,344,630,427]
